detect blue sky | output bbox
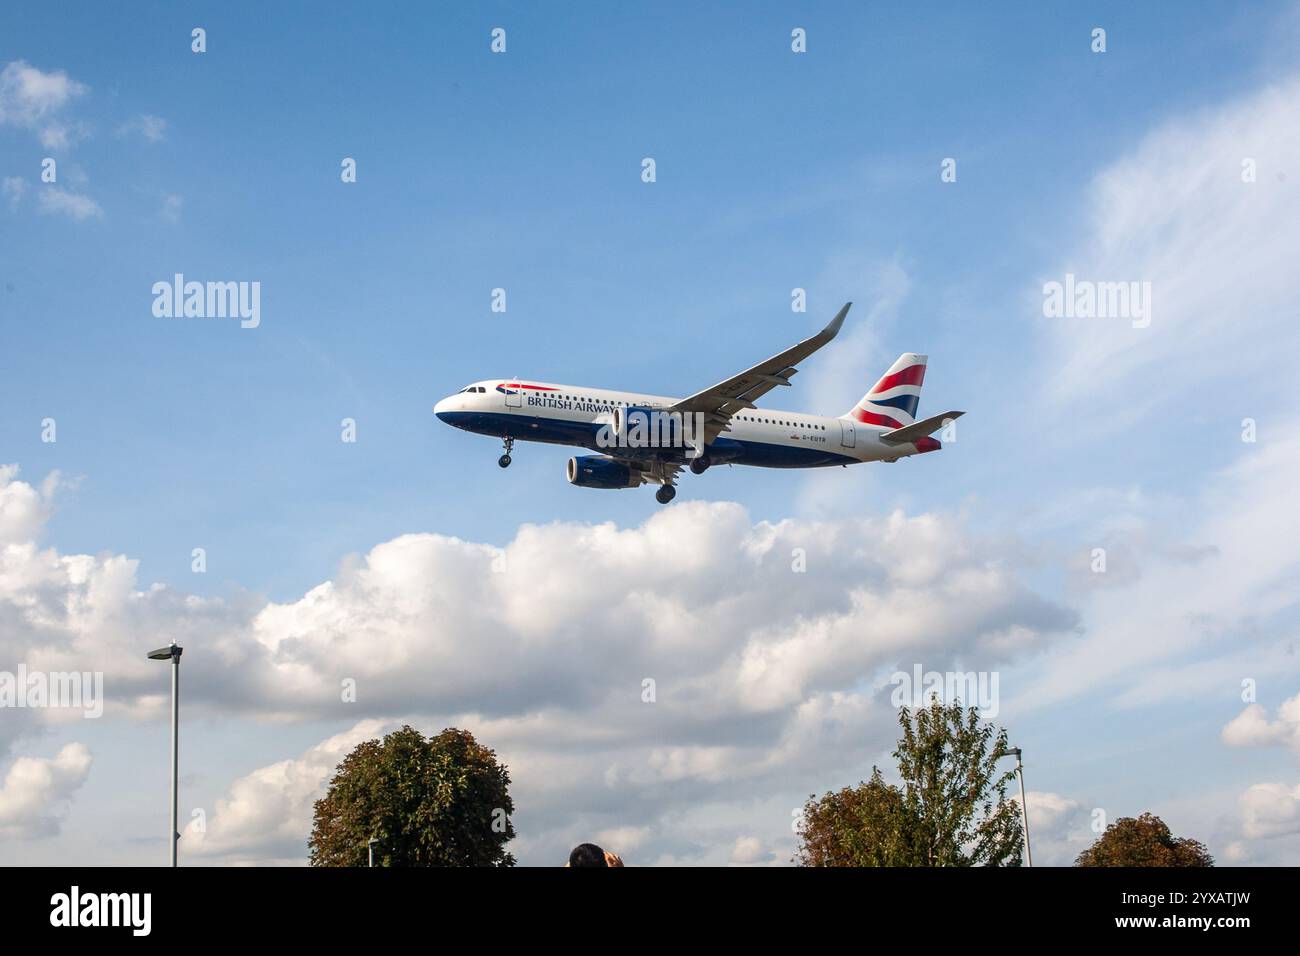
[3,2,1300,866]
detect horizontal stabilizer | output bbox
[879,411,964,444]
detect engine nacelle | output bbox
[610,405,659,437]
[567,455,641,489]
[610,405,693,451]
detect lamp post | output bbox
[147,642,183,867]
[1001,746,1033,867]
[368,836,379,868]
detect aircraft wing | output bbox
[598,454,682,487]
[670,303,851,447]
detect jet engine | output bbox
[566,455,642,489]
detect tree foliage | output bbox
[797,700,1024,866]
[309,725,516,866]
[1075,812,1213,867]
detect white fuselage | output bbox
[435,379,918,468]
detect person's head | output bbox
[568,843,608,867]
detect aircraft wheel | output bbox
[498,454,512,468]
[655,485,676,505]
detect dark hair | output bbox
[568,843,608,867]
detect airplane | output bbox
[433,303,963,504]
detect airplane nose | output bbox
[434,396,452,422]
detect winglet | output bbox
[823,302,851,340]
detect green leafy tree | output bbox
[797,700,1024,866]
[1075,812,1213,867]
[309,725,516,866]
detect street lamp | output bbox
[147,642,183,867]
[1000,746,1033,867]
[368,836,379,868]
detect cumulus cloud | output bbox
[0,743,92,839]
[0,465,57,542]
[187,720,392,863]
[1223,694,1300,755]
[1239,781,1300,839]
[1015,790,1096,866]
[0,465,1071,862]
[729,834,779,866]
[0,60,87,147]
[0,465,1071,725]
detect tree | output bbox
[309,725,516,866]
[1075,813,1213,867]
[796,769,914,866]
[797,700,1024,866]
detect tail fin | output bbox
[844,353,927,429]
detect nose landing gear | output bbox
[499,436,514,468]
[655,484,676,505]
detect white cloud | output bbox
[0,743,92,839]
[1020,431,1300,712]
[0,465,1071,862]
[0,60,86,125]
[0,464,1070,729]
[1015,72,1300,719]
[1223,694,1300,755]
[1013,790,1096,866]
[187,720,392,862]
[0,465,56,542]
[38,121,88,150]
[1222,840,1250,863]
[0,60,87,148]
[37,187,102,220]
[729,834,777,865]
[1038,75,1300,427]
[1240,781,1300,839]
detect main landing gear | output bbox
[499,437,514,468]
[655,484,676,505]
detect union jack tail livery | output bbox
[847,353,928,430]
